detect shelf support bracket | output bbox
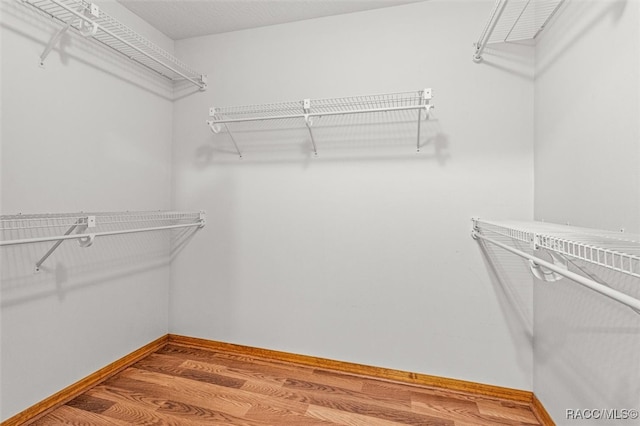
[303,99,318,156]
[199,75,208,91]
[40,22,71,66]
[35,215,95,273]
[223,123,242,159]
[39,4,99,66]
[416,88,432,153]
[208,107,242,159]
[416,108,422,153]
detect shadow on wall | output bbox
[476,40,535,81]
[477,238,534,336]
[476,234,640,407]
[195,109,450,166]
[535,0,627,78]
[0,226,199,308]
[535,263,640,409]
[475,236,534,374]
[473,0,626,80]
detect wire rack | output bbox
[207,90,433,157]
[0,211,201,232]
[474,0,565,61]
[311,91,430,115]
[473,219,640,279]
[21,0,207,89]
[210,100,305,123]
[210,91,430,123]
[1,211,205,272]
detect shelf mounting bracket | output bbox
[303,99,318,156]
[223,123,242,159]
[40,4,99,66]
[209,107,242,159]
[416,88,432,153]
[35,215,95,273]
[40,21,72,66]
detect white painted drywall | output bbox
[535,0,640,233]
[0,0,174,419]
[171,0,535,390]
[534,0,640,423]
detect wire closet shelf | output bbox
[21,0,207,89]
[207,89,433,157]
[0,211,206,272]
[473,0,565,62]
[472,219,640,313]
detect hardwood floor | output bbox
[29,344,543,425]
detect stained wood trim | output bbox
[532,394,556,425]
[167,334,533,403]
[1,335,169,426]
[4,333,555,426]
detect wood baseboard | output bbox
[167,334,533,403]
[532,394,556,425]
[4,333,555,425]
[1,334,168,426]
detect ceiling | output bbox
[117,0,428,40]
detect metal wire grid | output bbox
[0,211,202,232]
[23,0,204,85]
[476,0,564,46]
[310,91,427,115]
[485,0,565,44]
[211,91,429,122]
[212,101,305,121]
[474,220,640,279]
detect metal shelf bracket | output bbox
[208,108,242,158]
[416,88,432,152]
[40,23,71,66]
[34,215,95,272]
[303,98,318,157]
[199,75,208,91]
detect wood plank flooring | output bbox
[29,344,543,425]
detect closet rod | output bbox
[46,0,206,89]
[211,104,430,125]
[0,222,202,247]
[472,231,640,313]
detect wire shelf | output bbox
[473,219,640,279]
[207,89,433,157]
[473,0,565,61]
[21,0,207,89]
[0,211,202,232]
[210,90,430,122]
[1,210,205,272]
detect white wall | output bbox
[0,0,174,420]
[171,0,535,390]
[534,0,640,423]
[535,0,640,233]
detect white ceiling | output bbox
[117,0,428,40]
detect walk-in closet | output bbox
[1,0,639,424]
